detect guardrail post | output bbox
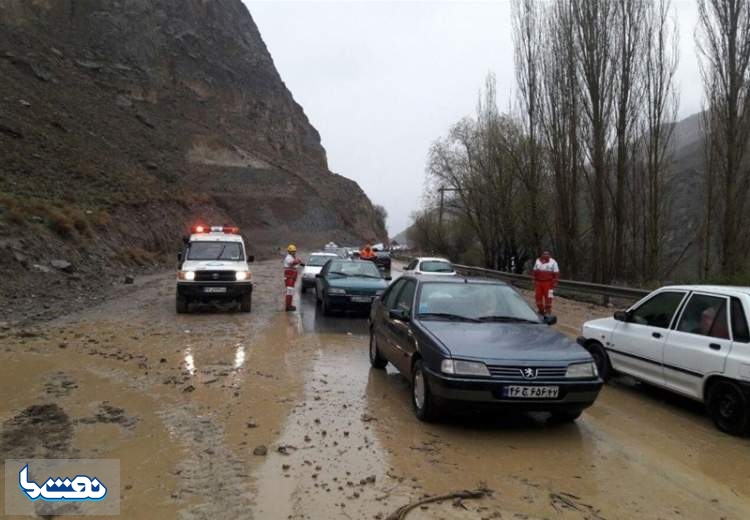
[603,294,610,307]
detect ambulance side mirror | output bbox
[247,255,255,263]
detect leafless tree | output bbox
[641,0,679,280]
[570,0,619,282]
[539,0,582,278]
[697,0,750,278]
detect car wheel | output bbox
[548,410,582,424]
[412,360,440,422]
[240,293,252,313]
[586,341,612,381]
[176,294,188,314]
[707,380,750,436]
[369,330,388,369]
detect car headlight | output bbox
[566,362,598,378]
[179,271,195,281]
[441,359,490,377]
[235,271,251,281]
[328,288,346,295]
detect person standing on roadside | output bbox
[533,250,560,315]
[283,244,303,311]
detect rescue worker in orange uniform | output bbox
[283,244,304,311]
[533,250,560,315]
[359,242,376,261]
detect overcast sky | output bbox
[246,0,703,236]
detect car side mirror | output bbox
[247,255,255,263]
[389,308,409,322]
[543,315,557,326]
[384,275,392,281]
[614,310,631,322]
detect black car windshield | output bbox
[417,283,540,322]
[327,261,382,278]
[308,255,337,267]
[187,242,244,261]
[420,260,454,273]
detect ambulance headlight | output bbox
[235,271,250,281]
[179,271,196,281]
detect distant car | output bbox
[372,250,392,271]
[403,257,456,276]
[579,285,750,435]
[369,275,602,422]
[315,259,390,316]
[301,252,339,291]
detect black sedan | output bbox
[368,275,603,422]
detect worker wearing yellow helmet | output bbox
[283,244,303,311]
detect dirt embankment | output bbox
[0,0,386,320]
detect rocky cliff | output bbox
[0,0,385,320]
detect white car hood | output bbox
[303,266,323,276]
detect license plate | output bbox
[503,385,559,399]
[204,287,227,294]
[350,296,372,303]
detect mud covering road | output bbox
[1,259,749,519]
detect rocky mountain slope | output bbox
[0,0,385,321]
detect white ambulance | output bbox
[176,225,254,313]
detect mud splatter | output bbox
[0,404,73,458]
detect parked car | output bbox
[372,249,392,271]
[315,259,391,315]
[369,275,602,422]
[403,257,456,276]
[301,252,339,291]
[579,285,750,435]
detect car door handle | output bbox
[652,332,662,339]
[709,343,721,350]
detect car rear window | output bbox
[420,260,454,273]
[308,255,335,267]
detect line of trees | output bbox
[409,0,750,285]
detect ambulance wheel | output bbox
[240,293,252,313]
[176,294,189,314]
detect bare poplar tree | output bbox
[571,0,618,282]
[539,0,582,278]
[641,0,679,280]
[697,0,750,277]
[512,0,544,256]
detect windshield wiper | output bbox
[417,312,481,323]
[477,315,540,323]
[328,271,350,277]
[352,274,382,279]
[214,245,227,260]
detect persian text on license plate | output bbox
[503,385,559,399]
[204,287,227,294]
[350,296,372,303]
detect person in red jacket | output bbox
[283,244,304,311]
[533,250,560,315]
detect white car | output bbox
[579,285,750,435]
[403,257,456,276]
[176,225,254,313]
[301,252,339,291]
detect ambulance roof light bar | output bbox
[191,225,240,235]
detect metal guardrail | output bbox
[392,255,649,305]
[451,264,650,305]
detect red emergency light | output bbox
[190,224,240,235]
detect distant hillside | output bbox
[0,0,386,320]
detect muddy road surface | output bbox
[1,259,749,519]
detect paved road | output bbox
[0,259,748,519]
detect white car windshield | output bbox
[417,283,540,322]
[187,242,244,261]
